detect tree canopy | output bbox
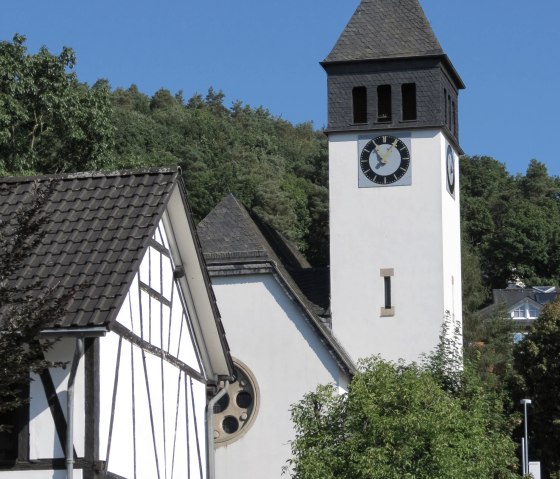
[0,181,75,443]
[0,35,113,174]
[2,35,559,279]
[512,297,560,478]
[460,156,560,293]
[285,356,519,479]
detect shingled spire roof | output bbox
[198,194,356,376]
[324,0,444,63]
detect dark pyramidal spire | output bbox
[325,0,444,63]
[322,0,464,147]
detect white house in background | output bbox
[479,284,559,330]
[0,168,234,479]
[197,194,356,479]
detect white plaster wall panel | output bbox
[175,307,202,373]
[328,129,458,363]
[100,330,207,479]
[138,289,150,341]
[138,251,150,290]
[143,244,174,301]
[0,470,82,478]
[168,292,184,359]
[161,361,187,479]
[161,250,174,303]
[28,372,64,460]
[29,338,85,459]
[99,334,134,476]
[213,274,343,479]
[129,342,159,477]
[114,274,141,334]
[440,139,463,344]
[148,246,163,295]
[161,302,172,354]
[189,377,208,479]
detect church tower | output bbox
[323,0,465,363]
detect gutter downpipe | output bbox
[206,381,229,479]
[67,337,84,479]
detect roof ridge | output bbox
[0,166,179,184]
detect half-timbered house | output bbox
[0,168,234,479]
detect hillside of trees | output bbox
[2,36,560,307]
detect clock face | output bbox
[358,135,411,186]
[446,145,455,196]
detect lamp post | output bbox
[520,398,532,476]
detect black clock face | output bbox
[360,135,410,185]
[446,145,455,194]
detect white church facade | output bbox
[201,0,465,477]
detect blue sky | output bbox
[1,0,559,177]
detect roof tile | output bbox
[0,168,179,330]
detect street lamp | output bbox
[520,398,532,476]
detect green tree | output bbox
[0,181,75,439]
[286,356,519,479]
[460,155,560,291]
[512,297,560,478]
[108,86,331,264]
[463,309,516,394]
[0,34,113,174]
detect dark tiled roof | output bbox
[0,168,179,330]
[198,195,356,375]
[197,194,327,314]
[479,287,559,316]
[197,194,269,262]
[324,0,443,63]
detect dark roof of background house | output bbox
[0,168,179,330]
[479,286,559,316]
[324,0,443,63]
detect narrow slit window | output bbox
[380,268,395,317]
[377,85,392,122]
[447,94,452,128]
[444,89,448,125]
[384,276,392,309]
[452,101,457,134]
[352,87,368,124]
[402,83,417,121]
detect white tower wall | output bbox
[329,129,462,363]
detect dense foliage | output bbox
[0,35,113,174]
[285,355,519,479]
[105,86,330,263]
[461,156,560,292]
[0,182,71,431]
[2,35,560,277]
[512,297,560,478]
